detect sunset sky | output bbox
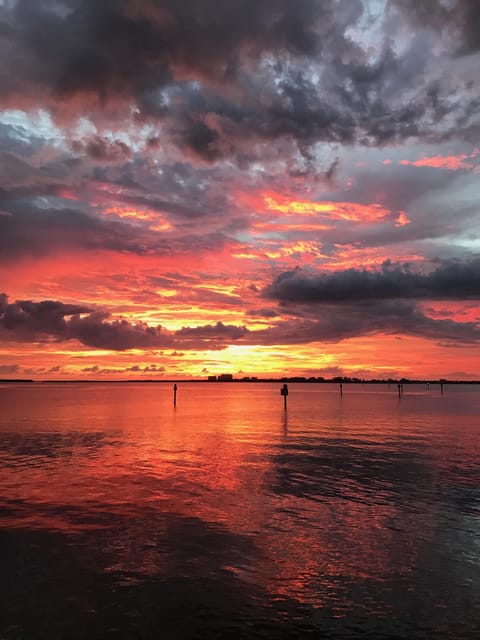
[1,0,479,380]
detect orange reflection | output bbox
[3,382,475,610]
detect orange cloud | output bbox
[262,192,390,223]
[238,190,394,224]
[101,205,173,230]
[395,211,411,227]
[252,222,331,232]
[400,149,480,171]
[420,301,480,324]
[322,245,424,271]
[56,188,80,201]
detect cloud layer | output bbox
[265,259,480,303]
[2,0,479,160]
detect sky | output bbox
[0,0,479,380]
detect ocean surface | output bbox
[0,381,479,639]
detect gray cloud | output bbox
[247,307,280,318]
[72,136,132,163]
[1,0,477,160]
[67,312,172,350]
[252,299,480,345]
[2,0,329,98]
[2,291,479,352]
[390,0,480,54]
[0,123,48,157]
[0,294,172,350]
[0,294,250,351]
[174,321,249,350]
[0,190,234,260]
[0,199,150,258]
[265,259,480,303]
[0,297,89,336]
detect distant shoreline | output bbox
[2,378,480,385]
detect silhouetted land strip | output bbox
[4,377,479,385]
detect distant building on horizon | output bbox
[207,373,234,381]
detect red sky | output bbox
[1,0,479,380]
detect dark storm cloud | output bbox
[0,296,89,336]
[252,300,480,345]
[0,294,172,350]
[459,0,480,52]
[390,0,480,54]
[247,307,280,318]
[93,160,232,220]
[0,294,251,350]
[177,119,224,162]
[0,148,236,228]
[3,0,476,156]
[175,321,249,349]
[67,312,172,350]
[0,199,151,258]
[337,160,464,214]
[265,259,480,303]
[2,291,479,350]
[0,190,233,260]
[0,298,90,333]
[72,136,132,163]
[176,321,248,340]
[2,0,328,98]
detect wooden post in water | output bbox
[173,383,177,407]
[339,382,343,397]
[441,381,444,396]
[397,382,402,398]
[280,383,288,410]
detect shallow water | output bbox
[1,382,479,638]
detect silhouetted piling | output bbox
[339,382,343,396]
[280,383,288,410]
[173,383,177,407]
[441,382,444,396]
[397,383,402,398]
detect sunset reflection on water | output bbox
[1,382,479,638]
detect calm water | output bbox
[1,382,479,639]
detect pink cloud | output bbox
[400,150,479,171]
